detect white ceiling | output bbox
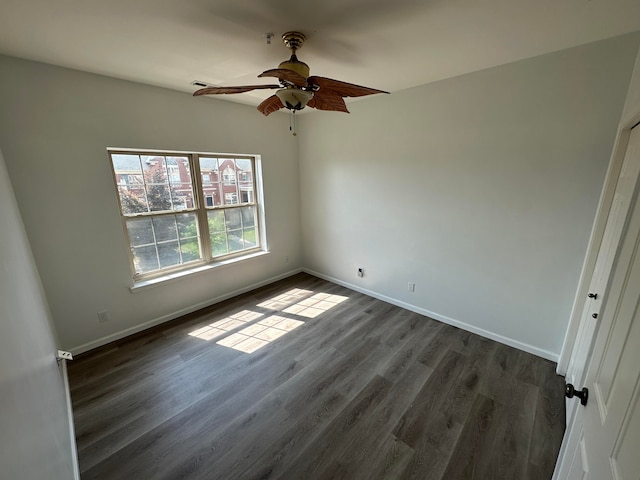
[1,0,640,108]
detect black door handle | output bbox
[588,293,598,299]
[565,383,588,406]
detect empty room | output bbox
[1,1,640,479]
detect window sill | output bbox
[129,250,269,292]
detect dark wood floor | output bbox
[69,273,566,480]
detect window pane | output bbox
[141,156,168,181]
[236,159,253,203]
[176,213,201,262]
[241,206,256,228]
[127,214,201,273]
[199,158,219,183]
[225,209,242,230]
[167,157,193,210]
[113,155,150,214]
[145,184,172,212]
[141,157,172,211]
[235,159,252,171]
[200,157,222,207]
[112,154,142,174]
[152,216,178,242]
[132,245,159,273]
[200,158,219,193]
[220,159,239,205]
[208,210,225,233]
[166,157,189,182]
[180,238,201,262]
[211,232,229,256]
[171,184,193,210]
[208,210,228,256]
[228,230,245,253]
[221,159,236,185]
[176,213,198,240]
[243,228,257,248]
[157,241,181,268]
[126,218,155,246]
[118,186,149,214]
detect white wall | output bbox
[0,147,77,478]
[298,33,640,359]
[621,44,640,126]
[0,55,302,352]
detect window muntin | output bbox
[110,151,262,279]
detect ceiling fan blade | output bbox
[193,85,279,96]
[307,91,350,113]
[259,68,307,87]
[257,95,285,116]
[307,76,388,98]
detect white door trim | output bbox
[558,115,640,378]
[554,113,640,478]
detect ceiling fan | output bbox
[193,31,389,116]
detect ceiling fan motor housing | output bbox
[278,57,310,78]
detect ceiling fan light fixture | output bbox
[276,88,313,111]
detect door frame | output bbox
[553,114,640,477]
[558,112,640,379]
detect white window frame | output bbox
[108,148,266,283]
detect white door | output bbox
[566,125,640,389]
[554,126,640,479]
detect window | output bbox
[223,166,236,185]
[109,150,263,280]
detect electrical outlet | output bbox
[97,310,110,323]
[408,282,415,292]
[357,268,364,278]
[57,350,73,361]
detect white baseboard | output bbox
[303,268,559,362]
[71,266,559,362]
[70,268,303,355]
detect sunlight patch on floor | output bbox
[188,309,263,341]
[216,315,305,353]
[283,293,348,318]
[188,289,349,353]
[257,288,313,310]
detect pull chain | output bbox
[289,110,297,136]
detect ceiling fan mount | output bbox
[193,31,388,117]
[281,31,306,52]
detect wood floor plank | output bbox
[226,386,348,480]
[440,393,502,479]
[369,435,416,480]
[334,362,432,476]
[393,349,467,447]
[69,273,566,480]
[274,374,394,480]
